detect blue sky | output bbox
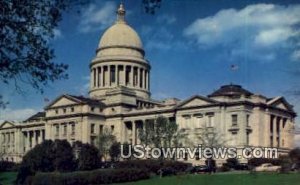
[1,0,300,128]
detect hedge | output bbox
[30,168,149,185]
[115,159,191,174]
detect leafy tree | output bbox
[109,142,121,162]
[53,139,76,172]
[16,140,76,184]
[97,126,116,161]
[289,147,300,164]
[138,116,180,148]
[0,0,75,96]
[195,126,226,148]
[77,143,101,171]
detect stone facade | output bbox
[0,4,296,164]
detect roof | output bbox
[98,4,143,50]
[67,95,105,106]
[209,84,253,97]
[44,94,105,109]
[24,112,45,122]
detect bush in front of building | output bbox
[16,140,76,185]
[76,142,101,171]
[0,161,18,172]
[29,168,150,185]
[115,159,191,175]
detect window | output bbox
[55,109,59,114]
[111,66,116,83]
[63,108,67,113]
[246,115,250,126]
[91,107,95,112]
[63,124,67,136]
[111,125,115,132]
[231,114,238,126]
[71,107,74,112]
[71,123,75,135]
[207,115,214,127]
[55,125,59,136]
[246,131,250,145]
[91,124,95,134]
[99,125,103,134]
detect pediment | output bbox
[177,95,218,108]
[268,97,294,112]
[45,95,80,109]
[0,121,16,129]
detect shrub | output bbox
[115,159,191,174]
[0,161,18,172]
[77,143,101,171]
[225,158,239,169]
[30,168,150,185]
[16,140,76,185]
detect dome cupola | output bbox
[89,3,151,100]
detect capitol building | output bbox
[0,4,296,163]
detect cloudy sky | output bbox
[1,0,300,144]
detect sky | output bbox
[1,0,300,140]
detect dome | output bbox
[208,84,253,97]
[99,23,143,49]
[97,3,143,52]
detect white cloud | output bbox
[291,50,300,61]
[0,108,37,122]
[78,2,116,33]
[184,4,300,61]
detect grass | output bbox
[0,172,17,185]
[115,172,300,185]
[0,171,299,185]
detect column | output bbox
[131,66,134,87]
[102,66,106,87]
[95,67,98,87]
[273,117,278,147]
[91,69,94,88]
[137,67,140,88]
[132,121,136,145]
[140,68,144,88]
[38,130,43,144]
[147,70,150,90]
[115,65,119,86]
[123,65,126,86]
[144,70,147,89]
[32,131,36,148]
[26,132,30,151]
[108,65,111,86]
[97,67,101,87]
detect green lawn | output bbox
[0,172,17,185]
[115,173,300,185]
[1,171,299,185]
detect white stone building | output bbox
[0,4,296,164]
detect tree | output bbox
[97,126,116,161]
[0,1,76,96]
[194,126,226,148]
[109,142,121,162]
[77,143,101,171]
[289,147,300,164]
[16,140,76,184]
[138,116,181,148]
[53,139,76,172]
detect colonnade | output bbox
[91,64,149,90]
